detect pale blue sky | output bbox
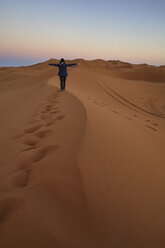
[0,0,165,66]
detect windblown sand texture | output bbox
[0,59,165,248]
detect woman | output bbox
[49,58,77,91]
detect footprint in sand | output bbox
[0,197,23,223]
[24,124,43,134]
[50,110,61,115]
[152,123,159,126]
[87,97,105,107]
[145,120,151,123]
[31,145,59,163]
[21,137,40,152]
[34,129,54,139]
[11,169,31,188]
[16,153,35,171]
[126,117,132,120]
[43,104,52,112]
[48,92,59,101]
[145,125,157,132]
[39,114,49,120]
[41,110,48,114]
[55,115,65,120]
[23,137,40,146]
[45,115,65,126]
[112,110,119,114]
[22,146,37,152]
[12,145,59,186]
[45,120,55,126]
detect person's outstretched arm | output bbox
[49,63,59,66]
[67,63,77,67]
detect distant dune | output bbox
[0,59,165,248]
[1,58,165,83]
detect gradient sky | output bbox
[0,0,165,66]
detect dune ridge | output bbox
[0,59,165,248]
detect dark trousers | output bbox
[60,76,66,90]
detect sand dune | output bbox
[0,59,165,248]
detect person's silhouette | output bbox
[49,58,77,91]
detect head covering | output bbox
[60,58,65,64]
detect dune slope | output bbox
[0,59,165,248]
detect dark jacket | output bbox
[49,62,77,76]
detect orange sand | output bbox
[0,59,165,248]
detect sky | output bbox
[0,0,165,66]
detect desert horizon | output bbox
[1,58,165,68]
[0,57,165,248]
